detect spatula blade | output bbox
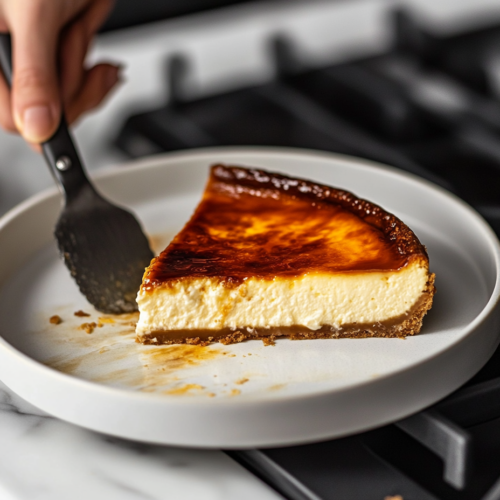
[55,186,154,314]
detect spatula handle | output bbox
[0,33,94,202]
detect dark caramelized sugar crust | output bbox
[142,165,428,291]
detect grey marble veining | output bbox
[0,381,280,500]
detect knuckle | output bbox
[14,67,51,92]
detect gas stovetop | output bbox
[113,8,500,500]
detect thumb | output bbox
[10,9,61,143]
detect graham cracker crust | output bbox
[138,274,436,346]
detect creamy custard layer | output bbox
[136,259,429,339]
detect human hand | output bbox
[0,0,119,144]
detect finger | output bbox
[0,71,16,132]
[9,3,62,143]
[60,0,115,118]
[80,0,115,37]
[60,19,88,106]
[65,63,121,125]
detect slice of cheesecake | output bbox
[136,164,435,345]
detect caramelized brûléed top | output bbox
[142,165,428,291]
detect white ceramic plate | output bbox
[0,147,499,448]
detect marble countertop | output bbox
[0,381,280,500]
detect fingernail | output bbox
[22,105,54,143]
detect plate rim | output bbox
[1,146,500,405]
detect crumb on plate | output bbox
[80,322,97,334]
[262,337,276,346]
[49,315,62,325]
[74,310,90,317]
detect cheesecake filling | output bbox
[136,260,429,340]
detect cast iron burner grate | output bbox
[227,362,500,500]
[114,9,500,500]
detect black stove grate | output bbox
[226,369,500,500]
[114,25,500,234]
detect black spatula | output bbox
[0,34,154,313]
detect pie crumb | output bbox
[74,310,90,317]
[80,322,97,334]
[49,315,62,325]
[236,378,249,385]
[262,337,276,346]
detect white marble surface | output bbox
[0,380,281,500]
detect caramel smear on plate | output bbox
[42,307,258,397]
[164,384,205,396]
[98,316,115,325]
[269,383,287,392]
